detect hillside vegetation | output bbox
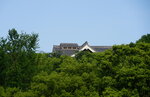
[0,29,150,97]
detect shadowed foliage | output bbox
[0,30,150,97]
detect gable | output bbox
[52,42,112,57]
[79,44,96,52]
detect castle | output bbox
[52,41,112,57]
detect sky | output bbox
[0,0,150,52]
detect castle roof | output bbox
[60,43,78,47]
[52,42,112,56]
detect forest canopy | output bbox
[0,29,150,97]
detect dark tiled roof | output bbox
[81,41,88,47]
[91,46,112,52]
[61,49,78,56]
[52,45,78,56]
[52,42,112,56]
[52,45,60,52]
[60,43,78,47]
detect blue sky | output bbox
[0,0,150,52]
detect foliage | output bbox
[0,29,38,89]
[136,34,150,43]
[0,31,150,97]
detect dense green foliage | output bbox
[136,34,150,43]
[0,30,150,97]
[0,29,38,89]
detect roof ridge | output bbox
[81,41,89,47]
[60,43,78,44]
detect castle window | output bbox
[73,47,76,49]
[68,47,71,49]
[63,47,67,49]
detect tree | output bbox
[0,29,38,89]
[136,34,150,43]
[1,30,150,96]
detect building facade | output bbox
[52,41,112,57]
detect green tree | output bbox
[0,31,150,97]
[0,29,38,89]
[136,34,150,43]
